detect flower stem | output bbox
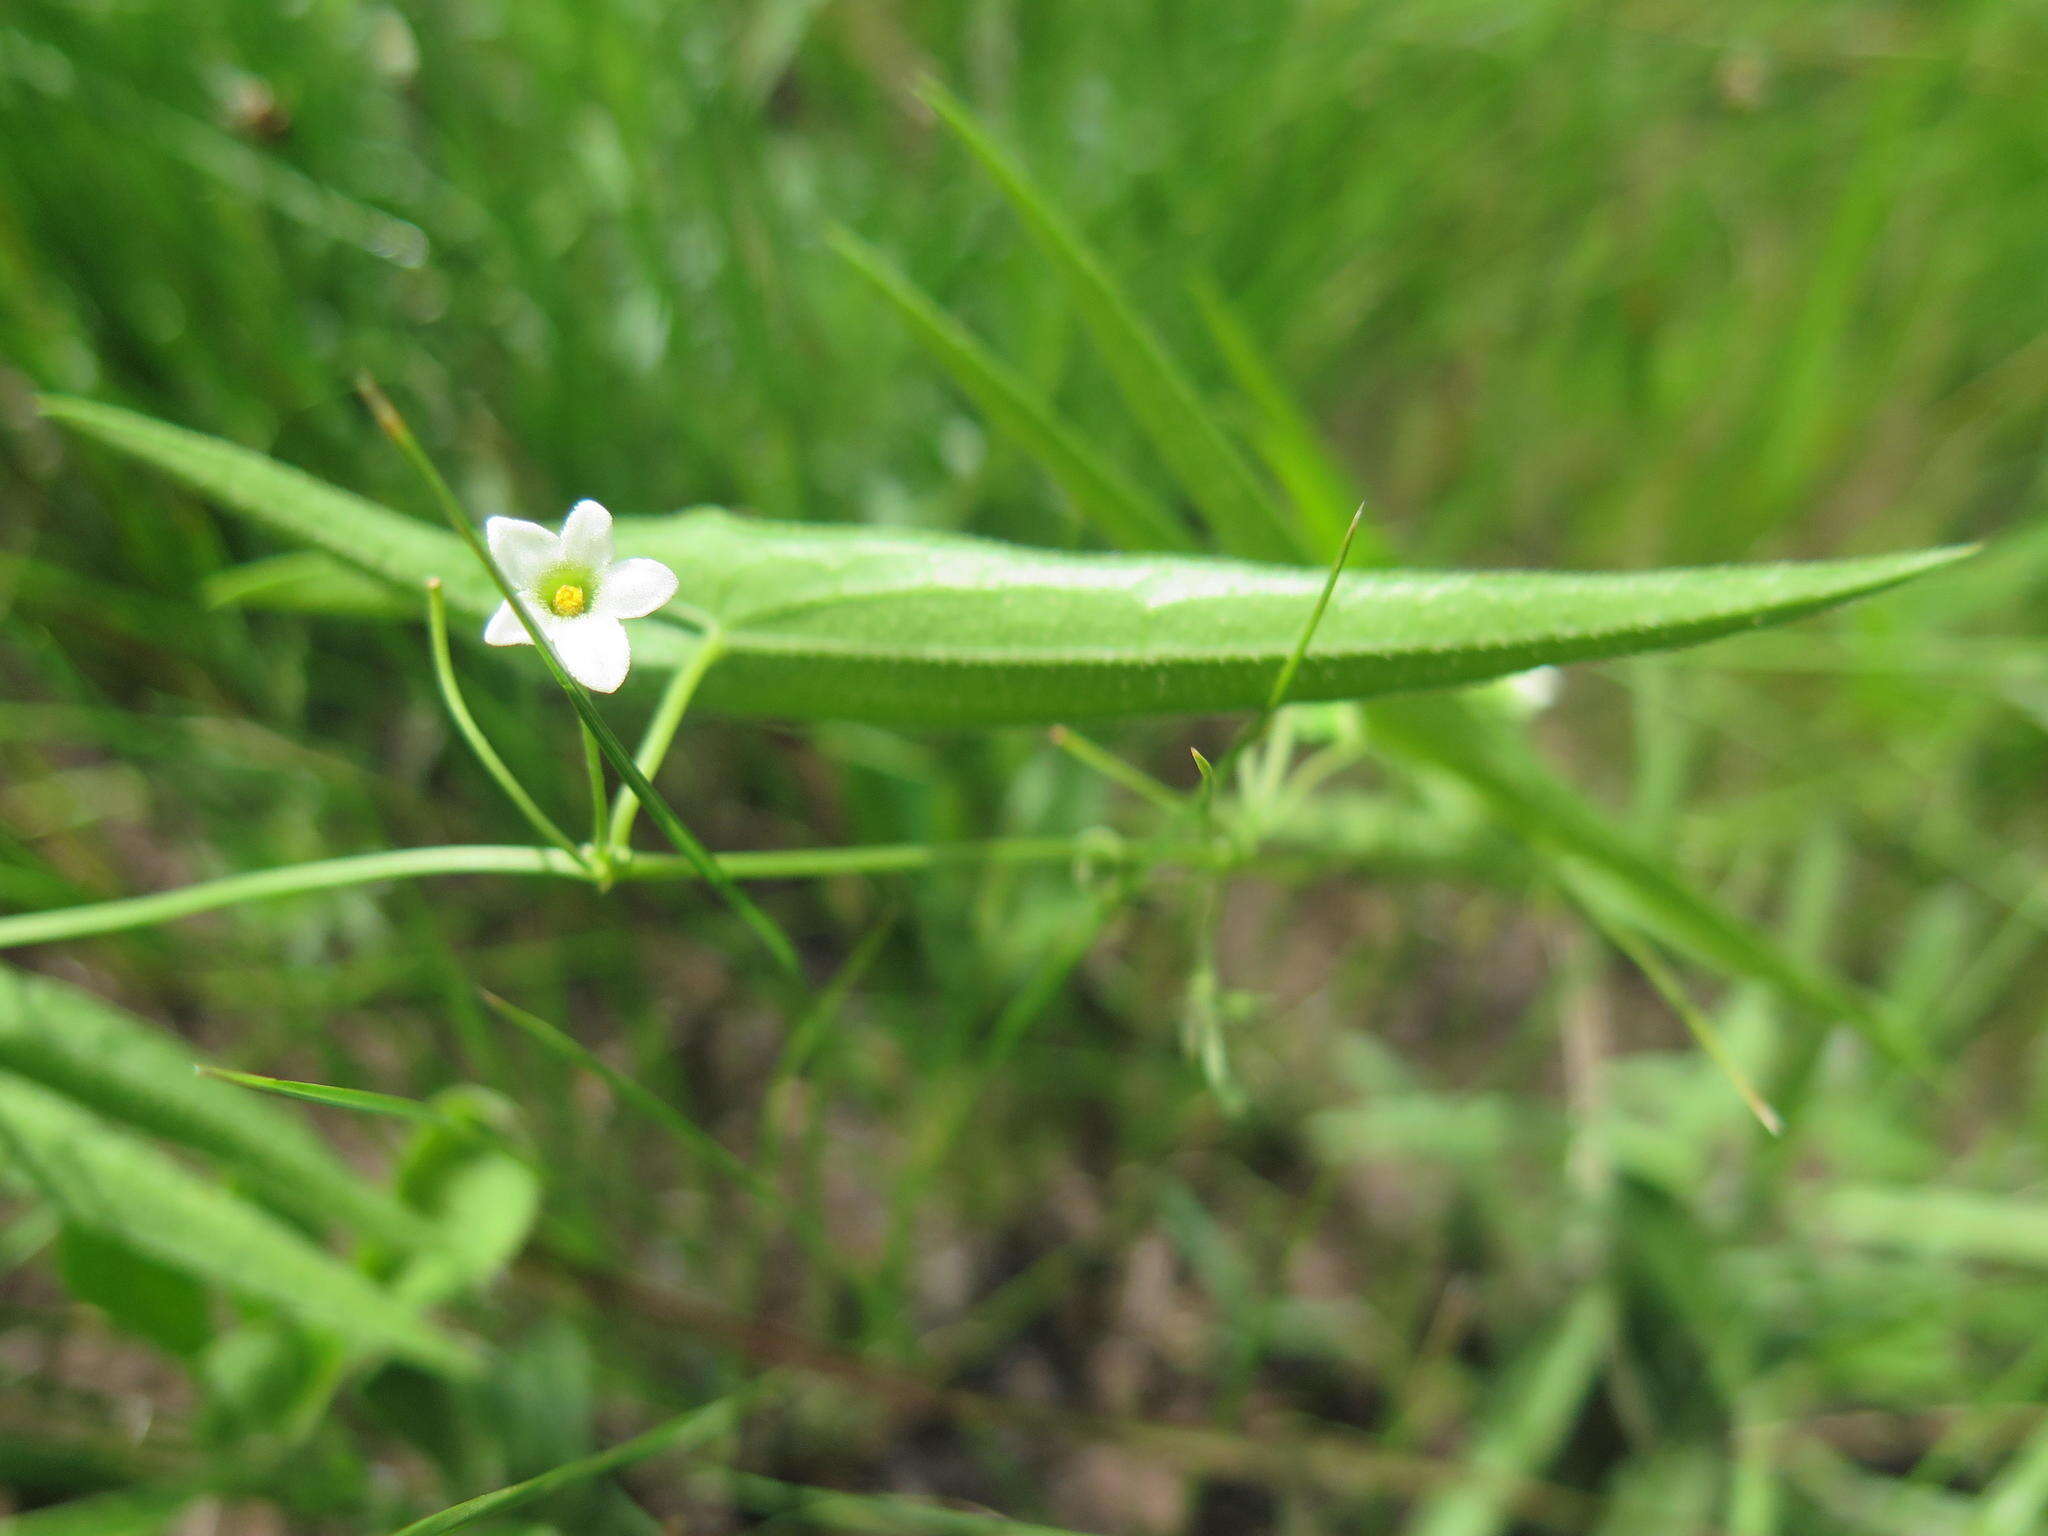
[425,580,584,865]
[608,628,725,856]
[580,723,612,888]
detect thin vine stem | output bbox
[425,579,584,864]
[580,723,611,885]
[0,836,1226,951]
[0,845,577,949]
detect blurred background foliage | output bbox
[4,1,2048,1532]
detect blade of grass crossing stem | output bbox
[830,227,1191,552]
[425,580,582,863]
[387,1393,747,1536]
[919,80,1299,563]
[0,836,1217,951]
[1558,877,1783,1134]
[1206,505,1367,795]
[1402,1287,1612,1536]
[1267,505,1367,714]
[1190,274,1385,563]
[356,378,797,976]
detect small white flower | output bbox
[482,500,678,693]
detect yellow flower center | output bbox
[549,583,588,618]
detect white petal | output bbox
[485,518,558,584]
[552,615,630,693]
[594,557,678,619]
[483,600,533,646]
[557,499,614,573]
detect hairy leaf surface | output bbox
[45,397,1969,725]
[0,966,436,1249]
[0,1073,471,1373]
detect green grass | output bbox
[4,2,2048,1532]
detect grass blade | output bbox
[1190,274,1388,564]
[831,226,1192,552]
[386,1393,745,1536]
[920,79,1300,563]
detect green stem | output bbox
[0,837,1225,950]
[608,628,726,855]
[425,580,583,864]
[580,723,611,885]
[0,845,580,949]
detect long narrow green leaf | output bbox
[0,1072,471,1374]
[197,1066,458,1127]
[0,965,436,1250]
[40,397,1970,727]
[919,80,1301,563]
[831,226,1191,552]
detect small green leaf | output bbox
[0,1072,471,1374]
[41,396,1971,727]
[1817,1184,2048,1269]
[198,1321,328,1445]
[381,1089,540,1308]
